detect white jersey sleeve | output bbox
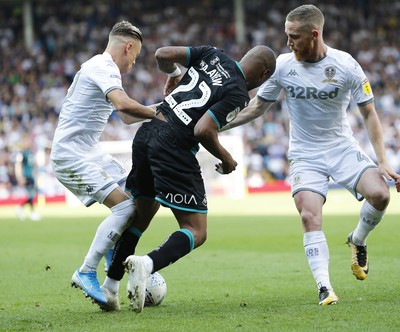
[257,47,374,159]
[51,52,123,160]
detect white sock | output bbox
[102,277,119,294]
[303,231,332,290]
[80,199,135,272]
[143,255,154,274]
[352,201,385,246]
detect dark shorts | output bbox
[126,119,208,213]
[25,177,36,199]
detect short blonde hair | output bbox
[109,20,143,43]
[286,4,324,33]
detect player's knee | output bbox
[194,230,207,248]
[369,186,390,211]
[300,210,321,230]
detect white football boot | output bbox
[124,255,150,313]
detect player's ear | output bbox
[263,68,272,80]
[125,42,132,54]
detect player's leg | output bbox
[71,187,134,304]
[293,190,338,305]
[63,154,134,304]
[331,143,390,281]
[290,158,338,305]
[105,122,160,311]
[346,167,390,280]
[149,209,207,271]
[27,178,40,221]
[100,197,160,311]
[353,167,390,243]
[78,187,134,273]
[16,178,34,221]
[125,210,206,312]
[123,120,208,312]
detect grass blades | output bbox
[0,193,399,331]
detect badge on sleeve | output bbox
[362,79,372,95]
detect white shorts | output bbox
[51,153,128,206]
[289,143,377,201]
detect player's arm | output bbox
[155,46,188,95]
[107,89,156,124]
[116,102,162,124]
[194,113,237,175]
[220,96,274,131]
[359,101,400,189]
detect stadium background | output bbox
[0,0,399,204]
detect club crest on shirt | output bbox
[322,66,337,83]
[210,56,220,65]
[293,175,301,186]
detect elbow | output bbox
[155,47,171,63]
[194,126,212,141]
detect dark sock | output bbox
[148,230,193,272]
[107,228,140,280]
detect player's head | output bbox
[285,4,325,61]
[239,45,276,91]
[107,21,143,73]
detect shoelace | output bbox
[319,287,328,299]
[355,245,367,266]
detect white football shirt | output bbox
[257,46,374,159]
[51,52,123,160]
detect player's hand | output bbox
[163,76,181,96]
[395,178,400,193]
[378,162,400,192]
[215,159,238,175]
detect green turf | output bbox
[0,202,399,331]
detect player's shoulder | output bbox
[272,52,295,78]
[190,45,221,53]
[276,52,294,62]
[275,52,296,68]
[189,45,225,61]
[83,53,116,70]
[326,46,356,65]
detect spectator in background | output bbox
[0,0,399,201]
[15,135,41,221]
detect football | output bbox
[144,272,167,307]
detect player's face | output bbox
[285,20,315,62]
[124,40,142,74]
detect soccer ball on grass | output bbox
[145,272,167,306]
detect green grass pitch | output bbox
[0,190,399,331]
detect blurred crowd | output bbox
[1,0,399,199]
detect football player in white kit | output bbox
[50,21,156,305]
[223,4,400,305]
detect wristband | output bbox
[168,66,181,78]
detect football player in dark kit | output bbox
[99,45,276,312]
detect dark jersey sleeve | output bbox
[207,82,249,130]
[185,46,219,68]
